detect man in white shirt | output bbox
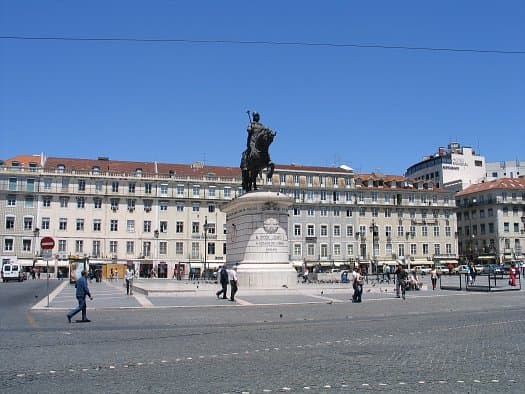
[228,267,238,302]
[350,266,358,302]
[125,265,134,296]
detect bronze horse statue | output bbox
[240,127,275,192]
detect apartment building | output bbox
[455,178,525,263]
[0,154,240,278]
[1,154,457,278]
[405,142,485,192]
[486,160,524,181]
[271,166,457,271]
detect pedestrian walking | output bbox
[228,267,238,302]
[125,265,134,295]
[509,262,518,287]
[395,264,408,299]
[215,265,229,299]
[430,266,438,290]
[470,262,477,285]
[353,267,364,303]
[350,266,358,302]
[303,268,309,283]
[465,263,471,285]
[67,271,93,323]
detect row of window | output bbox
[458,239,522,253]
[292,206,452,219]
[284,189,450,205]
[2,238,222,257]
[4,216,221,234]
[458,192,525,207]
[292,242,455,258]
[458,222,523,235]
[292,224,452,238]
[458,206,523,220]
[5,176,453,204]
[6,195,218,212]
[2,236,454,258]
[6,177,238,198]
[6,193,455,220]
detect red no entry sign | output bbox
[40,236,55,250]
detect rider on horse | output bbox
[240,112,275,192]
[244,112,264,166]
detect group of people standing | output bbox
[215,265,238,302]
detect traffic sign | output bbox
[40,236,55,250]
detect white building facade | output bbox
[486,160,524,181]
[405,143,486,192]
[1,154,458,278]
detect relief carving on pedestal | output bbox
[263,217,279,234]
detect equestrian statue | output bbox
[240,111,276,192]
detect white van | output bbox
[2,263,23,282]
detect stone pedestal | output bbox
[222,191,297,289]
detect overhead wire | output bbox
[1,35,524,55]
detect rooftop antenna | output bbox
[333,153,342,167]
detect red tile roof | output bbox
[44,157,157,175]
[3,154,42,167]
[457,178,525,196]
[276,163,352,174]
[355,173,407,182]
[157,163,240,178]
[4,155,448,192]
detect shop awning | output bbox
[438,259,459,265]
[35,260,53,267]
[411,260,433,266]
[291,260,304,268]
[378,260,397,266]
[333,261,352,267]
[477,256,496,260]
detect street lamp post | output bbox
[466,197,477,263]
[370,219,378,275]
[203,216,208,280]
[33,228,40,257]
[154,230,159,278]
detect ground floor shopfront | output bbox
[9,258,226,281]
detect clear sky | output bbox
[1,1,524,175]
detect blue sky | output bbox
[1,1,524,174]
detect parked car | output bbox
[454,265,469,274]
[1,263,24,282]
[486,264,505,274]
[414,266,431,275]
[474,265,485,274]
[434,265,448,275]
[503,260,522,272]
